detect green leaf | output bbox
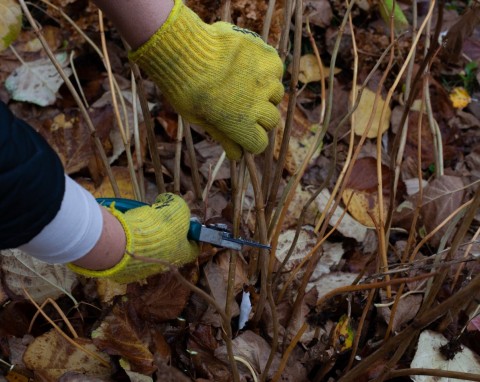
[379,0,409,32]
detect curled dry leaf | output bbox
[215,251,248,295]
[282,185,318,228]
[351,87,391,138]
[23,329,111,381]
[0,249,77,304]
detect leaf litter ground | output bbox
[0,0,480,381]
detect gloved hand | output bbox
[129,0,284,160]
[68,193,198,284]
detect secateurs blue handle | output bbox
[96,197,270,251]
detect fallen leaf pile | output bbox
[1,0,480,381]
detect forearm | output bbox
[92,0,174,49]
[71,207,126,270]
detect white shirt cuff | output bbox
[19,175,103,264]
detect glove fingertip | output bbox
[270,81,285,106]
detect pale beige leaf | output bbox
[352,88,391,138]
[96,278,128,303]
[5,52,72,106]
[308,272,358,300]
[295,54,341,84]
[0,249,77,304]
[315,188,368,242]
[411,330,480,381]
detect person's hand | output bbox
[69,193,198,284]
[129,0,284,160]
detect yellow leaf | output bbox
[76,167,137,199]
[295,54,341,84]
[351,88,391,138]
[331,315,355,353]
[449,87,471,109]
[342,188,386,227]
[0,0,22,52]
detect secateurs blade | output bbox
[96,198,270,251]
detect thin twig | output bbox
[174,115,184,194]
[131,71,146,201]
[265,0,303,223]
[389,368,480,381]
[127,58,166,194]
[338,274,480,381]
[183,120,203,200]
[18,0,120,196]
[23,288,111,367]
[99,10,141,199]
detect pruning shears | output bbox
[96,198,270,251]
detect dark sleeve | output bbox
[0,101,65,249]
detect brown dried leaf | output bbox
[23,329,111,380]
[443,5,480,62]
[303,0,333,28]
[215,330,308,381]
[420,175,465,248]
[92,301,156,375]
[128,270,194,322]
[204,260,240,317]
[343,157,392,227]
[377,293,422,332]
[19,104,113,174]
[214,252,248,295]
[0,301,36,337]
[194,139,231,180]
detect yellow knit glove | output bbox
[68,193,198,284]
[129,0,284,160]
